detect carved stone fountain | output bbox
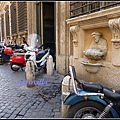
[82,32,108,74]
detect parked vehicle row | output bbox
[0,34,51,82]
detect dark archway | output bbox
[36,2,56,68]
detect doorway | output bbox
[36,2,56,67]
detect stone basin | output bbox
[81,61,102,74]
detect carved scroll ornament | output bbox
[108,18,120,49]
[70,25,79,47]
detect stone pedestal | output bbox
[47,55,53,76]
[25,61,35,87]
[61,75,73,118]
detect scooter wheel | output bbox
[11,64,20,71]
[0,61,4,65]
[0,58,4,65]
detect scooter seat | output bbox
[82,82,103,93]
[103,87,120,102]
[82,82,120,101]
[14,53,25,56]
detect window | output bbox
[70,1,120,18]
[10,2,17,34]
[5,10,10,36]
[18,2,27,32]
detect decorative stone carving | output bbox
[83,32,108,61]
[108,18,120,66]
[70,25,79,47]
[70,25,79,59]
[109,18,120,49]
[82,32,108,74]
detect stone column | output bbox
[108,18,120,66]
[27,2,37,35]
[3,9,7,43]
[70,25,80,59]
[56,1,70,74]
[9,3,12,40]
[0,17,2,41]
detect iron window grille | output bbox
[70,1,120,18]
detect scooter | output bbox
[9,49,26,71]
[0,46,13,64]
[24,33,50,86]
[0,44,6,65]
[62,65,120,118]
[0,44,21,65]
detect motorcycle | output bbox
[24,33,50,87]
[9,49,26,71]
[62,65,120,118]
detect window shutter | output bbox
[1,15,4,38]
[18,2,27,32]
[5,10,10,36]
[10,2,17,34]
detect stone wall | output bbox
[65,6,120,89]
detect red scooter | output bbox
[9,49,26,71]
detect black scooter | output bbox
[0,44,21,65]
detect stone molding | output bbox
[70,25,79,47]
[66,6,120,30]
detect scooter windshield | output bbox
[27,33,41,48]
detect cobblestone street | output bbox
[0,63,64,118]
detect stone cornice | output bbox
[66,6,120,29]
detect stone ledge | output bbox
[66,6,120,29]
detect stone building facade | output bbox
[1,1,120,89]
[58,1,120,89]
[0,1,36,45]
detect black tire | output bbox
[11,64,20,71]
[65,100,113,118]
[43,65,47,73]
[0,58,4,65]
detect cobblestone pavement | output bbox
[0,63,64,118]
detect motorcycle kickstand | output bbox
[98,102,113,118]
